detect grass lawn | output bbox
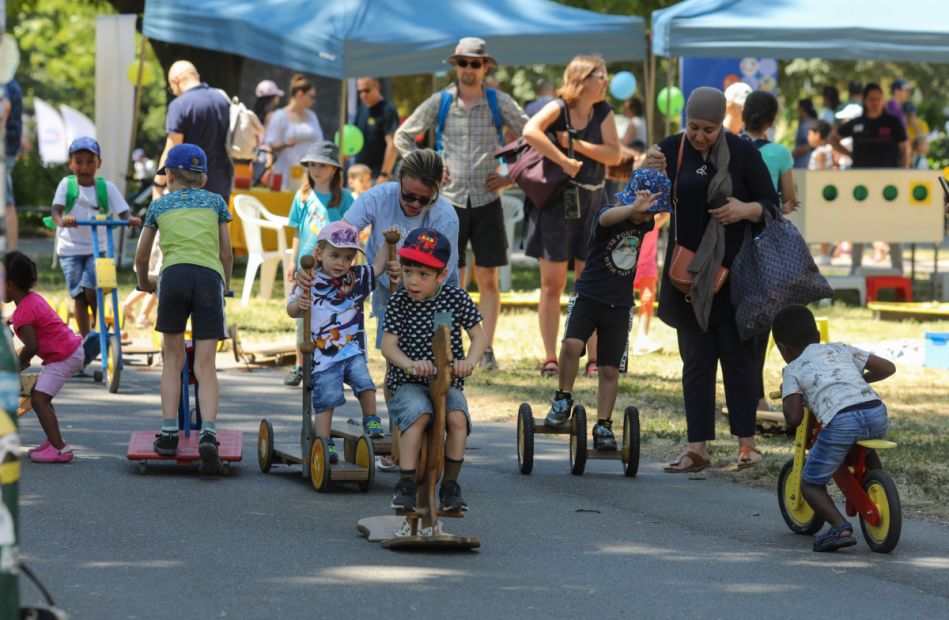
[25,250,949,523]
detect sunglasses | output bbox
[455,59,483,69]
[400,188,434,207]
[586,71,608,80]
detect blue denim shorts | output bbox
[803,401,889,485]
[389,383,470,435]
[59,254,96,298]
[370,283,391,349]
[311,354,376,413]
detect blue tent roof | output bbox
[652,0,949,61]
[143,0,646,79]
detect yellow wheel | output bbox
[106,335,121,393]
[860,470,902,553]
[309,437,331,492]
[355,435,375,492]
[257,420,274,473]
[622,406,640,478]
[777,458,823,534]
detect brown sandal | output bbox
[662,451,710,473]
[540,358,559,378]
[737,446,763,470]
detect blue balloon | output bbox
[610,71,637,100]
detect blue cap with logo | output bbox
[69,137,101,157]
[158,143,208,174]
[397,227,452,269]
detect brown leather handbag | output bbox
[668,133,728,297]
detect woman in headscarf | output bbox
[642,87,778,473]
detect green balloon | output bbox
[334,124,364,157]
[853,185,868,201]
[883,185,898,201]
[822,185,838,201]
[657,86,684,116]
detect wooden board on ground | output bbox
[332,421,392,456]
[127,430,243,465]
[357,515,478,550]
[868,301,949,321]
[228,323,295,365]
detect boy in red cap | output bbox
[381,227,487,512]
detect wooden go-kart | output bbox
[257,255,374,492]
[517,401,640,477]
[773,391,902,553]
[358,320,480,550]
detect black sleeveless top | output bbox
[548,99,613,185]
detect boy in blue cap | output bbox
[544,175,660,451]
[382,227,486,512]
[51,137,140,342]
[134,143,234,474]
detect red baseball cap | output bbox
[397,227,452,269]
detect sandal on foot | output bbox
[584,360,598,377]
[813,522,857,552]
[737,446,763,470]
[540,358,559,378]
[662,451,710,473]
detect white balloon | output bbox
[0,37,20,84]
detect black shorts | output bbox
[563,295,633,372]
[156,264,227,340]
[525,186,605,262]
[455,198,508,268]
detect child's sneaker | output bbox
[153,432,179,456]
[391,479,417,511]
[362,416,384,440]
[29,443,73,463]
[27,440,51,456]
[544,392,573,426]
[592,419,617,451]
[284,365,303,387]
[439,480,468,512]
[198,432,224,475]
[326,438,339,464]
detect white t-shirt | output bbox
[781,342,881,426]
[265,108,324,190]
[53,177,130,256]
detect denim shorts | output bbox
[803,401,889,485]
[370,283,391,350]
[311,354,376,413]
[59,254,96,298]
[389,382,470,435]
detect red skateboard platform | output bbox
[127,430,243,464]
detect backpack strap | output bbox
[64,175,110,215]
[94,177,109,215]
[435,86,506,154]
[435,90,453,155]
[485,87,504,147]
[64,175,79,214]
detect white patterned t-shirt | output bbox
[382,285,483,391]
[781,342,881,425]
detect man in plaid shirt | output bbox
[395,37,529,371]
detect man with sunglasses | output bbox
[354,77,400,186]
[395,37,529,370]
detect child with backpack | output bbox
[50,137,140,342]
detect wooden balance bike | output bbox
[358,320,480,550]
[774,391,902,553]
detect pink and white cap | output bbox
[317,221,363,253]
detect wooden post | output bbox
[299,255,316,354]
[417,323,451,532]
[383,230,401,293]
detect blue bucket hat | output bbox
[615,167,672,213]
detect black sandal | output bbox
[813,522,857,552]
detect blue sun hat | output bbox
[615,167,672,213]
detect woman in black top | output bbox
[643,87,778,473]
[523,54,621,377]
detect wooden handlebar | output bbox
[383,230,401,294]
[299,255,316,354]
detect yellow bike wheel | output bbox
[860,470,902,553]
[777,458,823,534]
[355,435,375,493]
[309,437,331,493]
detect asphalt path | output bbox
[15,361,949,619]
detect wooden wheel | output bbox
[227,324,242,363]
[355,435,375,492]
[107,335,121,393]
[777,458,823,534]
[569,405,587,476]
[257,419,274,473]
[860,469,902,553]
[310,437,332,492]
[622,406,640,477]
[517,403,534,475]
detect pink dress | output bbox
[634,224,660,287]
[12,292,82,364]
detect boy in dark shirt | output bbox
[545,174,660,450]
[381,227,487,512]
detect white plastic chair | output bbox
[499,194,525,293]
[234,195,292,306]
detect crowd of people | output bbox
[10,37,909,553]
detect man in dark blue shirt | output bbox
[153,61,232,201]
[3,78,23,249]
[354,77,399,184]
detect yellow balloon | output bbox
[126,60,154,86]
